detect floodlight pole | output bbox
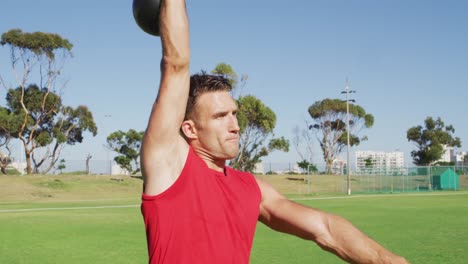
[307,164,315,195]
[104,115,112,175]
[341,80,355,196]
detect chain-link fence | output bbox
[352,166,465,193]
[256,163,468,195]
[7,159,468,195]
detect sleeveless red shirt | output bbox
[141,147,261,263]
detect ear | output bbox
[181,119,198,140]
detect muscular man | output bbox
[140,0,408,263]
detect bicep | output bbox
[256,177,329,241]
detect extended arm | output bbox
[141,0,190,195]
[256,178,408,264]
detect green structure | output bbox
[432,167,459,190]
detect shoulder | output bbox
[253,176,286,206]
[226,167,262,197]
[226,166,257,182]
[227,166,252,176]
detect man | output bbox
[140,0,408,263]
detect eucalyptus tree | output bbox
[308,98,374,174]
[407,117,461,165]
[107,129,144,175]
[231,95,289,172]
[1,29,97,174]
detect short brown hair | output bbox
[185,72,232,120]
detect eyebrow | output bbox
[212,108,237,118]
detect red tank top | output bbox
[141,147,261,263]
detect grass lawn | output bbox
[1,175,467,263]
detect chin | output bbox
[225,149,239,160]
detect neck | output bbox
[205,159,226,172]
[192,147,226,172]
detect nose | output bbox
[229,113,239,134]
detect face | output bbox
[185,91,240,161]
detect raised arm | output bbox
[141,0,190,195]
[256,178,409,264]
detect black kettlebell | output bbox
[132,0,161,36]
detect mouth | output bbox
[227,137,239,142]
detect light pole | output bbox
[341,79,355,196]
[104,115,112,175]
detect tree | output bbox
[56,159,66,174]
[211,62,248,97]
[407,117,461,166]
[211,63,238,88]
[1,29,96,174]
[1,85,97,174]
[297,159,318,174]
[107,129,144,175]
[308,98,374,174]
[36,104,97,173]
[210,62,289,172]
[0,152,12,175]
[292,124,317,173]
[85,153,92,175]
[364,157,373,168]
[230,95,289,172]
[0,108,13,174]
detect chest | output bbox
[185,170,259,225]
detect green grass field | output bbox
[1,175,467,263]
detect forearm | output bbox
[160,0,190,70]
[144,0,189,140]
[318,213,408,264]
[257,178,408,264]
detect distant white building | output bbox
[332,158,345,175]
[355,151,404,174]
[253,162,265,175]
[111,165,130,175]
[9,161,26,175]
[455,151,467,165]
[438,145,456,163]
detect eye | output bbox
[214,112,227,119]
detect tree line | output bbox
[0,29,464,175]
[105,64,464,175]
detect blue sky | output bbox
[1,0,467,169]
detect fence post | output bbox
[453,166,457,191]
